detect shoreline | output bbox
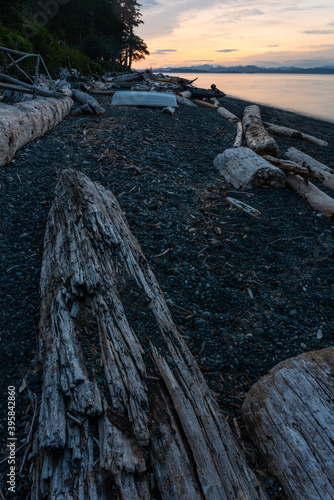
[0,89,333,497]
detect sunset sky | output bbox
[134,0,334,69]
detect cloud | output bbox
[267,45,279,47]
[303,29,334,34]
[215,49,238,52]
[215,8,264,24]
[141,0,160,9]
[151,49,178,54]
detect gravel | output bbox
[0,93,333,498]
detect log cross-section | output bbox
[31,168,268,499]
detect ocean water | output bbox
[179,73,334,123]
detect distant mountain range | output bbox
[154,64,334,74]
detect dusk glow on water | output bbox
[179,73,334,123]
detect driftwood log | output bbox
[264,122,328,147]
[242,105,279,157]
[217,107,240,123]
[31,168,268,499]
[286,173,334,219]
[214,147,285,189]
[71,89,106,115]
[179,90,192,99]
[0,97,73,167]
[263,155,319,183]
[284,147,334,191]
[195,99,218,110]
[176,95,197,107]
[242,347,334,500]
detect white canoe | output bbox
[111,91,177,108]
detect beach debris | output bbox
[179,90,192,99]
[214,147,285,189]
[112,90,177,108]
[162,106,176,115]
[0,97,73,167]
[226,197,261,217]
[264,122,328,147]
[242,347,334,500]
[176,95,197,107]
[243,105,279,157]
[284,147,334,191]
[233,121,244,148]
[286,173,334,219]
[217,106,240,124]
[183,86,225,99]
[194,99,218,110]
[210,97,220,108]
[31,168,268,499]
[71,89,106,115]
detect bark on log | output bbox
[0,97,73,167]
[263,155,318,182]
[214,147,285,189]
[233,122,243,148]
[284,147,334,191]
[242,347,334,500]
[31,168,268,499]
[286,173,334,219]
[71,89,106,115]
[243,105,279,157]
[264,122,328,147]
[217,107,240,124]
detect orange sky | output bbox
[134,0,334,69]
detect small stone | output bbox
[254,327,264,335]
[289,309,297,316]
[316,329,323,339]
[166,356,173,364]
[300,342,307,349]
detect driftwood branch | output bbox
[286,173,334,219]
[226,197,261,216]
[31,168,268,499]
[284,147,334,191]
[264,122,328,147]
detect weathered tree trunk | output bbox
[264,122,328,147]
[242,347,334,500]
[0,97,73,167]
[242,105,279,156]
[284,147,334,191]
[31,169,268,499]
[176,95,197,107]
[286,173,334,219]
[71,89,106,115]
[217,106,240,123]
[214,147,285,189]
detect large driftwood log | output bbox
[284,147,334,191]
[243,105,279,157]
[214,147,285,189]
[286,173,334,219]
[242,347,334,500]
[71,89,106,115]
[31,168,268,499]
[0,97,73,167]
[264,122,328,147]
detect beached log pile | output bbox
[30,168,268,499]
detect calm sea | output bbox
[179,73,334,123]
